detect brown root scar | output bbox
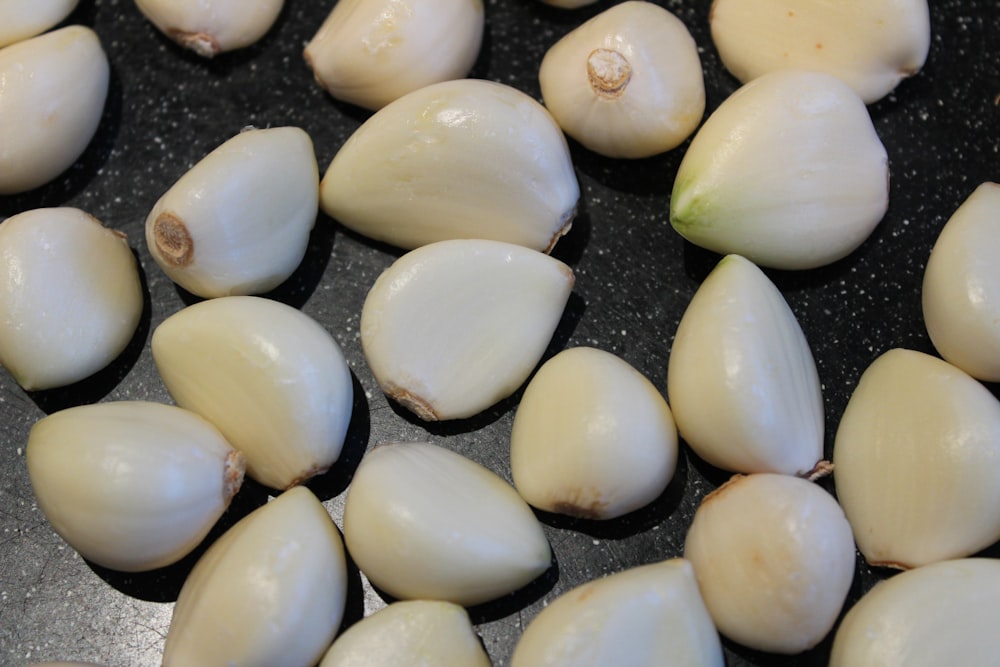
[587,48,632,99]
[153,212,194,266]
[171,30,221,58]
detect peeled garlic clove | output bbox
[26,401,245,572]
[134,0,284,57]
[0,25,109,195]
[538,1,705,159]
[921,182,1000,382]
[0,0,79,48]
[151,296,353,490]
[162,487,347,667]
[342,441,552,607]
[666,255,824,476]
[320,78,579,253]
[0,208,143,391]
[361,239,574,421]
[510,559,724,667]
[683,473,856,654]
[832,348,1000,569]
[670,69,889,270]
[830,558,1000,666]
[510,346,678,519]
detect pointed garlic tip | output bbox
[342,442,552,606]
[683,473,856,654]
[666,255,824,476]
[134,0,284,56]
[669,69,889,270]
[162,487,348,667]
[922,182,1000,382]
[0,25,109,195]
[151,296,354,491]
[0,208,143,391]
[539,1,705,158]
[832,348,1000,570]
[0,0,79,48]
[144,126,319,298]
[709,0,931,104]
[361,239,574,421]
[510,346,678,519]
[319,78,580,253]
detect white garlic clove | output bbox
[342,441,552,607]
[832,348,1000,569]
[162,486,347,667]
[0,208,143,391]
[151,296,354,490]
[320,78,579,253]
[921,182,1000,382]
[710,0,931,105]
[683,473,856,654]
[304,0,484,111]
[666,255,825,476]
[145,126,319,299]
[361,239,574,421]
[510,346,678,519]
[538,1,705,159]
[0,25,109,195]
[318,600,491,667]
[670,69,889,270]
[829,558,1000,666]
[510,559,724,667]
[0,0,79,48]
[134,0,284,57]
[26,401,245,572]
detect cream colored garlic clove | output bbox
[162,487,347,667]
[0,0,79,48]
[538,1,705,159]
[0,208,143,391]
[0,25,109,195]
[26,401,245,572]
[670,69,889,270]
[683,473,856,654]
[510,559,724,667]
[832,348,1000,570]
[921,182,1000,382]
[134,0,284,57]
[151,296,353,490]
[320,78,579,252]
[361,239,574,421]
[342,441,552,607]
[666,255,825,476]
[510,346,678,519]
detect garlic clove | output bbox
[320,78,579,253]
[161,486,347,667]
[26,401,245,572]
[538,1,705,159]
[145,126,319,299]
[0,25,109,195]
[361,238,574,421]
[669,69,889,270]
[151,296,354,490]
[342,441,552,607]
[0,0,79,48]
[510,559,724,667]
[0,208,143,391]
[666,255,825,476]
[921,182,1000,382]
[510,346,678,519]
[832,348,1000,569]
[134,0,284,57]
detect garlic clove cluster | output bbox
[134,0,284,58]
[0,0,79,48]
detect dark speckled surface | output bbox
[1,1,998,665]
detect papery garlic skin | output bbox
[361,239,574,421]
[538,1,705,158]
[833,348,1000,569]
[0,0,79,48]
[0,26,109,195]
[320,78,579,253]
[152,296,353,490]
[670,69,888,270]
[26,401,245,572]
[134,0,284,57]
[162,487,347,667]
[510,559,724,667]
[0,208,143,391]
[342,442,552,607]
[922,182,1000,382]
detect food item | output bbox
[0,0,79,48]
[134,0,284,57]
